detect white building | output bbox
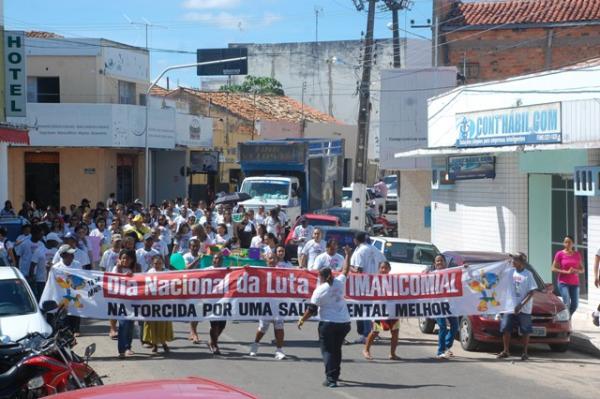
[396,58,600,309]
[3,32,212,208]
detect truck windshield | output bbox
[241,180,290,200]
[342,189,352,201]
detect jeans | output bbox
[558,283,579,316]
[435,317,458,355]
[35,282,46,302]
[318,322,351,384]
[118,320,134,354]
[356,320,372,337]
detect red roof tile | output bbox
[26,31,64,39]
[175,87,341,124]
[149,86,171,96]
[445,0,600,28]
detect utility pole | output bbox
[350,0,377,231]
[411,17,439,67]
[383,1,411,68]
[326,57,334,116]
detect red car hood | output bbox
[52,377,258,399]
[531,288,566,315]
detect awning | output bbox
[0,126,29,145]
[394,142,600,158]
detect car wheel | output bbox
[459,317,480,351]
[549,343,570,353]
[418,317,436,334]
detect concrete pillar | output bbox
[397,170,432,241]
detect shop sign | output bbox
[448,155,495,180]
[4,31,26,117]
[455,103,561,147]
[190,150,219,174]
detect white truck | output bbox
[239,176,302,223]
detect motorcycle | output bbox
[0,301,102,398]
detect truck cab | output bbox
[239,176,302,222]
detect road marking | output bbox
[333,390,361,399]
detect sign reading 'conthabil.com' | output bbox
[455,102,562,148]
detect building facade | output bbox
[229,38,432,161]
[435,0,600,83]
[397,59,600,311]
[5,33,211,208]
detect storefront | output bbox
[396,61,600,309]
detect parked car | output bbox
[383,175,398,212]
[50,377,258,399]
[318,226,364,255]
[283,213,339,262]
[418,251,571,352]
[341,187,376,209]
[370,237,440,274]
[318,207,384,236]
[0,267,52,342]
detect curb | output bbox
[570,332,600,357]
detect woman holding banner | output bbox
[143,255,174,354]
[114,249,136,359]
[297,246,352,388]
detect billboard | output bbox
[379,68,457,170]
[448,155,495,180]
[196,48,247,76]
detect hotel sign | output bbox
[455,102,561,147]
[4,31,26,117]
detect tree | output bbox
[220,76,285,96]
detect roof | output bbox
[26,31,64,39]
[444,0,600,29]
[149,86,171,96]
[172,87,340,124]
[371,237,435,246]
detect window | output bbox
[27,77,60,103]
[138,93,147,106]
[458,62,480,80]
[118,80,136,105]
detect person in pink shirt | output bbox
[551,235,584,317]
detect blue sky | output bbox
[5,0,433,87]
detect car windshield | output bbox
[383,242,440,265]
[342,189,352,201]
[240,180,289,200]
[0,279,36,316]
[323,231,356,254]
[384,175,397,186]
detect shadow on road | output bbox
[338,379,455,390]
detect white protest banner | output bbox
[41,262,516,321]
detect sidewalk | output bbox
[570,307,600,357]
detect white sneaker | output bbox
[249,343,258,357]
[436,353,449,360]
[444,350,454,357]
[274,350,286,360]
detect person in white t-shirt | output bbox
[52,244,83,336]
[184,238,202,344]
[100,235,122,271]
[30,241,47,300]
[298,245,352,388]
[249,252,287,360]
[350,231,386,343]
[300,228,326,269]
[136,233,160,273]
[312,240,345,271]
[52,232,91,269]
[292,219,314,260]
[275,246,293,268]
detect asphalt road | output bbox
[74,319,598,399]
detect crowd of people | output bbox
[0,195,567,387]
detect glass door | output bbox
[551,175,588,299]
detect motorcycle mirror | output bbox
[41,300,58,313]
[85,343,96,359]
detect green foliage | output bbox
[220,75,285,96]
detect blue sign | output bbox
[455,102,561,147]
[448,155,495,180]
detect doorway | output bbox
[117,154,136,204]
[25,152,60,209]
[551,175,588,299]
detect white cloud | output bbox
[181,0,241,10]
[183,11,248,30]
[182,11,282,30]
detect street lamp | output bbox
[144,57,247,204]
